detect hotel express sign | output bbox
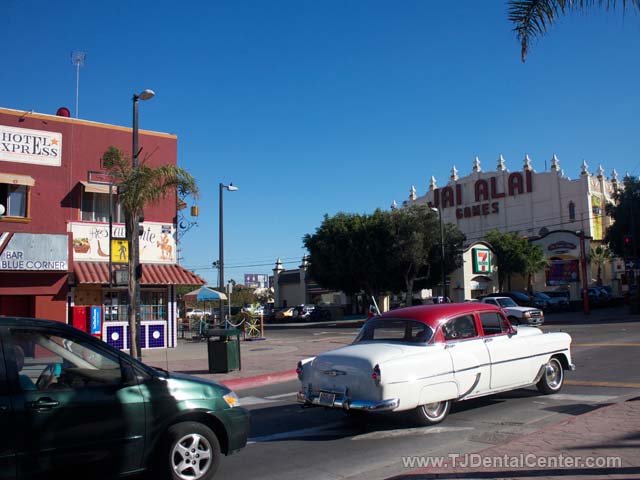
[0,125,62,167]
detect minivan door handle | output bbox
[25,398,60,411]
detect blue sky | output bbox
[3,1,639,285]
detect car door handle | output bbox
[445,344,456,349]
[484,338,493,343]
[25,398,60,411]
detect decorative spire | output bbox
[300,255,309,270]
[550,153,559,172]
[497,154,506,171]
[597,164,605,179]
[450,165,459,181]
[581,159,589,176]
[409,185,417,201]
[625,171,631,179]
[390,200,398,210]
[611,169,618,182]
[429,176,437,190]
[472,156,481,172]
[523,154,532,171]
[560,169,566,179]
[274,257,284,272]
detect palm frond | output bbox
[508,0,640,62]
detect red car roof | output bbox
[379,303,502,330]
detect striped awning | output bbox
[79,181,116,194]
[74,262,206,286]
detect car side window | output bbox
[9,329,122,392]
[442,315,478,341]
[484,298,497,306]
[480,312,509,336]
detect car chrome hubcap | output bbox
[546,361,562,389]
[423,402,446,419]
[171,433,212,480]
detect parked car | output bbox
[541,291,570,310]
[186,308,212,318]
[480,296,544,325]
[274,307,295,322]
[0,317,250,479]
[531,292,553,310]
[484,291,539,308]
[297,303,573,426]
[293,304,316,320]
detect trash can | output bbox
[206,328,241,373]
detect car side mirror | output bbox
[508,325,518,336]
[121,362,138,387]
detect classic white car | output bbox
[297,303,574,425]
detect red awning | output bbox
[74,262,205,286]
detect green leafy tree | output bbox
[101,146,198,359]
[509,0,640,62]
[418,222,466,295]
[230,284,257,307]
[589,245,612,286]
[522,243,549,293]
[484,230,529,290]
[304,210,393,298]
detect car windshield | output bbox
[535,292,551,300]
[353,318,433,344]
[497,298,518,308]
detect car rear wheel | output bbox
[536,358,564,395]
[411,400,451,426]
[159,422,221,480]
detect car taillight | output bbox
[372,364,381,385]
[296,361,303,380]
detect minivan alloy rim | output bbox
[171,433,212,480]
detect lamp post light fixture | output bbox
[219,182,238,327]
[431,207,447,301]
[128,88,155,359]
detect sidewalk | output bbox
[390,396,640,479]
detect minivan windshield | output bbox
[354,318,433,344]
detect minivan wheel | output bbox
[411,400,451,426]
[536,358,564,395]
[161,422,221,480]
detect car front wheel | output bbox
[536,358,564,394]
[159,421,221,480]
[411,400,451,426]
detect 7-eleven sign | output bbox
[473,248,491,274]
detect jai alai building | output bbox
[0,106,204,350]
[406,154,624,301]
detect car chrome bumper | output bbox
[297,391,400,412]
[568,363,576,371]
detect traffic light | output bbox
[623,234,633,256]
[137,215,145,236]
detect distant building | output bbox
[404,154,624,300]
[244,273,268,289]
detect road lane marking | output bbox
[351,426,474,441]
[265,391,298,400]
[565,380,640,389]
[573,343,640,347]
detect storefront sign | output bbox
[546,259,579,285]
[472,248,491,274]
[0,125,62,167]
[90,306,102,335]
[70,222,176,264]
[548,241,577,254]
[0,233,68,270]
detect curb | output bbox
[220,369,298,391]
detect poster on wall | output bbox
[546,259,579,285]
[70,222,176,264]
[591,194,603,241]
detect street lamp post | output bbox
[129,88,154,358]
[219,182,238,327]
[431,207,447,301]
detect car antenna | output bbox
[370,295,381,316]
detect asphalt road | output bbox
[217,320,640,480]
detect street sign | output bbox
[90,306,102,335]
[111,239,129,263]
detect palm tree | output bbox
[589,244,612,286]
[508,0,640,62]
[101,146,199,359]
[522,244,549,293]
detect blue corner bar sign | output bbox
[90,306,102,335]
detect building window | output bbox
[81,192,124,223]
[0,183,29,218]
[568,201,576,221]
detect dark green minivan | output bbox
[0,317,250,480]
